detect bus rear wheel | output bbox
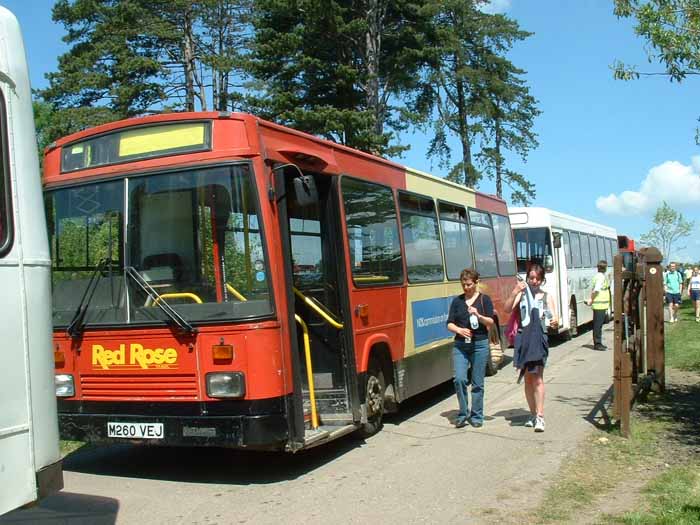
[358,357,385,438]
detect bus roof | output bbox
[43,111,505,205]
[509,206,617,237]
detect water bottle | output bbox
[470,312,479,330]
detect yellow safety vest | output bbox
[592,273,610,310]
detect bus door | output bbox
[551,230,565,321]
[275,165,358,441]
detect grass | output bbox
[664,299,700,372]
[605,466,700,524]
[533,299,700,524]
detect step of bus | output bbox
[298,424,358,450]
[302,388,349,414]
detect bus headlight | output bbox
[55,374,75,397]
[206,372,245,398]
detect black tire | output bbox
[358,357,386,438]
[568,302,578,338]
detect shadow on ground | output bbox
[0,492,119,525]
[635,370,700,452]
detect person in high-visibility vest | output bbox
[586,260,610,351]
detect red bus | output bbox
[617,235,636,271]
[44,112,518,451]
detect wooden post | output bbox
[613,254,624,425]
[641,247,665,392]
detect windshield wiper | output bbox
[124,266,197,335]
[67,258,110,338]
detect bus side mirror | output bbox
[552,232,562,249]
[293,175,318,207]
[544,255,554,273]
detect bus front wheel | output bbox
[358,357,385,438]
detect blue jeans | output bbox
[453,338,489,424]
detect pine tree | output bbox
[247,0,428,156]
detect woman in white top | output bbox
[689,267,700,322]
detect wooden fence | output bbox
[612,247,665,437]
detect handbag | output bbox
[505,307,520,346]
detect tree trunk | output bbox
[456,79,474,187]
[365,0,385,148]
[183,6,196,112]
[495,118,503,198]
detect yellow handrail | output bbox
[295,314,319,430]
[354,275,390,283]
[151,292,203,307]
[292,287,344,329]
[225,283,248,302]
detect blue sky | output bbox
[3,0,700,262]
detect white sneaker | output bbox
[524,415,536,428]
[534,416,545,432]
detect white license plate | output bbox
[107,422,164,439]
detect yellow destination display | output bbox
[118,123,206,158]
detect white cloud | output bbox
[480,0,511,14]
[596,156,700,216]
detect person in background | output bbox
[504,263,558,433]
[664,262,684,323]
[689,267,700,322]
[684,266,693,297]
[586,260,611,351]
[446,269,495,429]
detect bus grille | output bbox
[80,374,199,400]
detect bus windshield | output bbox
[45,163,273,328]
[514,227,552,273]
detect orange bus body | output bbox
[45,112,517,450]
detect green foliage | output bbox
[38,0,252,129]
[33,100,118,162]
[247,0,428,156]
[639,201,695,262]
[41,0,167,117]
[614,0,700,82]
[418,0,539,200]
[613,1,700,142]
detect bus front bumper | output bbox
[58,413,288,450]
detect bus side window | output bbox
[468,209,498,278]
[570,232,582,268]
[341,177,403,286]
[580,233,591,268]
[491,214,516,276]
[438,201,472,280]
[0,89,13,257]
[597,236,606,264]
[399,192,444,283]
[563,231,572,269]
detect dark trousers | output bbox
[593,309,606,345]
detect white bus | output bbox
[509,207,617,338]
[0,7,62,515]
